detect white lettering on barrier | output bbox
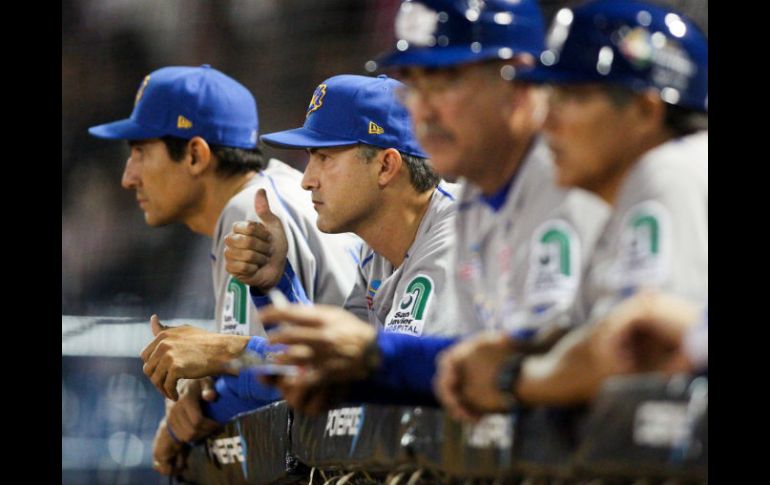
[633,401,689,448]
[324,407,364,437]
[463,413,512,449]
[207,436,245,465]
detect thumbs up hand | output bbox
[224,188,289,292]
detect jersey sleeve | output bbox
[522,189,610,334]
[342,244,375,323]
[381,204,462,337]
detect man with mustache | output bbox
[260,0,610,413]
[435,0,708,417]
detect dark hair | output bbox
[663,103,708,136]
[602,85,707,137]
[160,136,267,177]
[356,144,440,192]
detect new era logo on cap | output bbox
[177,116,193,129]
[368,122,384,135]
[88,64,259,148]
[261,74,427,158]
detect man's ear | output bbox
[632,90,667,136]
[186,136,213,176]
[377,148,404,188]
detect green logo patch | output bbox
[386,274,435,336]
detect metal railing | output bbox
[179,374,707,484]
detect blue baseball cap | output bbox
[261,74,428,158]
[88,64,259,148]
[375,0,545,69]
[519,0,708,112]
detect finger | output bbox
[271,344,315,365]
[224,259,261,278]
[267,326,330,347]
[142,339,170,381]
[176,401,200,442]
[140,334,165,363]
[433,354,454,404]
[151,314,168,337]
[179,396,220,441]
[164,367,180,401]
[142,355,158,380]
[232,220,272,241]
[200,378,218,402]
[150,358,172,399]
[259,373,283,388]
[152,426,179,476]
[260,306,331,328]
[254,188,278,222]
[435,352,475,421]
[224,247,270,267]
[167,405,191,443]
[224,232,274,253]
[153,459,173,476]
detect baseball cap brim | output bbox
[88,118,164,141]
[377,45,532,69]
[261,126,360,150]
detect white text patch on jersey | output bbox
[222,276,250,336]
[383,274,435,336]
[525,219,581,319]
[609,200,671,293]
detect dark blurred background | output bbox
[61,1,707,483]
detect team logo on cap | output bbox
[134,75,151,106]
[307,83,327,118]
[618,27,695,93]
[368,122,384,135]
[618,27,654,69]
[395,1,439,47]
[177,115,193,129]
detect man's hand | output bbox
[151,417,187,476]
[594,291,700,374]
[263,370,348,416]
[166,378,222,443]
[140,315,249,400]
[224,188,289,292]
[434,332,517,421]
[261,304,377,383]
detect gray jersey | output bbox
[213,158,360,336]
[581,132,708,322]
[453,138,610,337]
[343,183,462,337]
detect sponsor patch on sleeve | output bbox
[221,276,250,335]
[384,275,435,336]
[610,200,671,293]
[525,219,580,314]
